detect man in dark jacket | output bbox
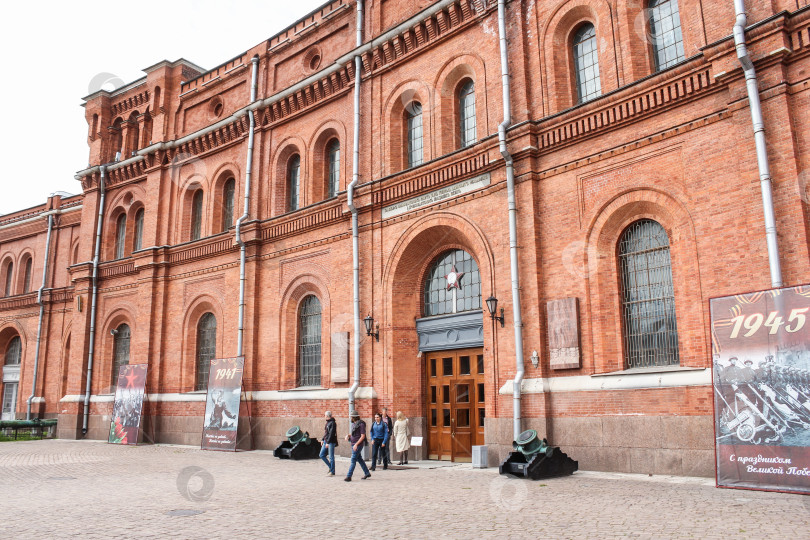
[319,410,338,476]
[378,407,394,467]
[345,410,371,481]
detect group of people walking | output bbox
[319,407,411,481]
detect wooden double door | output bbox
[425,348,485,462]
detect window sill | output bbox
[591,365,706,378]
[279,386,327,393]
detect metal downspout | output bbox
[348,0,364,416]
[83,166,107,435]
[236,55,260,358]
[497,0,525,442]
[26,211,54,420]
[733,0,782,288]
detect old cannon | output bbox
[499,429,578,480]
[273,426,322,460]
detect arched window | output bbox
[222,178,235,232]
[288,155,301,211]
[114,214,127,259]
[133,208,144,252]
[111,324,131,382]
[191,189,204,241]
[458,80,476,148]
[4,262,13,297]
[648,0,685,71]
[195,313,217,391]
[5,336,21,365]
[423,249,482,317]
[327,140,340,198]
[406,102,424,168]
[573,24,601,103]
[298,296,322,387]
[619,219,680,368]
[22,257,32,294]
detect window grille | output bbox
[619,219,680,368]
[191,190,204,240]
[423,249,482,317]
[459,80,477,148]
[222,178,235,232]
[22,258,32,294]
[327,141,340,198]
[649,0,685,71]
[4,262,13,297]
[298,296,322,387]
[115,214,127,260]
[573,24,602,103]
[196,313,217,391]
[133,209,144,251]
[5,336,21,365]
[406,102,424,168]
[112,324,131,382]
[289,155,301,211]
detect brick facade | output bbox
[2,0,810,475]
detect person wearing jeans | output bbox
[369,413,389,471]
[319,410,338,476]
[345,411,370,482]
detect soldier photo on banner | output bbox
[108,364,148,445]
[711,285,810,494]
[201,357,244,452]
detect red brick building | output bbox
[3,0,810,475]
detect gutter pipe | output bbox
[733,0,783,288]
[348,0,364,417]
[82,166,106,435]
[497,0,526,442]
[26,210,54,419]
[236,55,260,358]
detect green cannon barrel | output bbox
[285,426,311,446]
[513,429,553,458]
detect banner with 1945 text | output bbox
[711,284,810,494]
[201,357,244,452]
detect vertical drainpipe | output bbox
[236,55,261,358]
[348,0,364,417]
[497,0,526,442]
[733,0,783,288]
[26,210,54,420]
[83,166,107,435]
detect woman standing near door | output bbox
[393,411,411,464]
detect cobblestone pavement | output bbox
[0,440,807,539]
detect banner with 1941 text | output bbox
[201,357,244,452]
[711,284,810,494]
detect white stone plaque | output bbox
[382,173,491,219]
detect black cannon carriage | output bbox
[499,429,578,480]
[273,426,322,460]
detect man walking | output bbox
[344,410,371,482]
[370,413,389,471]
[379,407,394,467]
[320,410,338,476]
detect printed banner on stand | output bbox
[108,364,148,445]
[711,284,810,494]
[201,357,244,452]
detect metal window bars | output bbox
[195,313,217,391]
[298,296,322,387]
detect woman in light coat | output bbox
[393,411,411,464]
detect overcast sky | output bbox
[0,0,327,215]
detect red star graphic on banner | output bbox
[124,369,139,389]
[445,265,465,290]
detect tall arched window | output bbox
[196,313,217,390]
[222,178,235,232]
[22,257,32,294]
[406,102,424,168]
[619,219,680,368]
[423,249,482,317]
[114,214,127,259]
[133,208,144,252]
[4,262,13,297]
[573,24,601,103]
[5,336,21,365]
[191,189,204,241]
[298,296,322,387]
[648,0,685,71]
[459,80,476,148]
[112,324,131,382]
[288,155,301,211]
[327,140,340,198]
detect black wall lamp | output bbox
[363,315,380,341]
[486,296,504,327]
